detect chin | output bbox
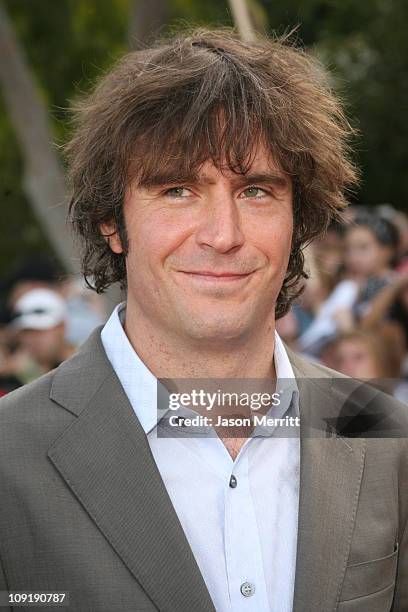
[177,314,252,343]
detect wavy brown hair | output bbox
[66,26,359,318]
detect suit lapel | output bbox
[47,330,215,612]
[287,349,367,612]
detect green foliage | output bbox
[171,0,232,26]
[5,0,129,139]
[260,0,408,208]
[0,0,129,277]
[0,95,52,277]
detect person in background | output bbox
[321,323,408,402]
[345,213,399,316]
[310,220,347,299]
[360,265,408,347]
[2,255,108,348]
[282,223,347,349]
[0,300,22,396]
[297,212,400,355]
[59,277,107,345]
[9,288,75,382]
[1,255,62,307]
[375,204,408,262]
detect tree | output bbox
[260,0,408,208]
[0,1,76,273]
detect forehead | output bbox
[132,141,289,189]
[197,145,283,178]
[347,226,376,242]
[339,338,369,352]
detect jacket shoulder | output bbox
[287,347,408,440]
[286,345,349,380]
[0,370,55,420]
[0,369,75,462]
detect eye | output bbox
[241,186,269,199]
[163,186,191,198]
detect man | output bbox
[9,288,75,381]
[0,27,407,612]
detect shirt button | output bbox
[240,582,255,597]
[229,475,237,488]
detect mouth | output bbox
[177,270,255,284]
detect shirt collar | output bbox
[101,302,299,436]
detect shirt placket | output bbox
[224,447,270,611]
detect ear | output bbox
[100,222,123,254]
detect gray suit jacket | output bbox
[0,327,407,612]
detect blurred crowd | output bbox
[1,204,408,402]
[276,204,408,402]
[0,257,107,397]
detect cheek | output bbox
[125,210,194,274]
[349,246,362,260]
[366,245,379,260]
[20,333,35,348]
[344,247,353,261]
[253,214,293,264]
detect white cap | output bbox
[11,288,67,331]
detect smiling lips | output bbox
[179,270,254,282]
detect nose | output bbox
[195,189,245,253]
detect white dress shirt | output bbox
[101,303,300,611]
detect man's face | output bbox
[106,145,293,344]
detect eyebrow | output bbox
[138,171,289,189]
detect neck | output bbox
[123,306,277,381]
